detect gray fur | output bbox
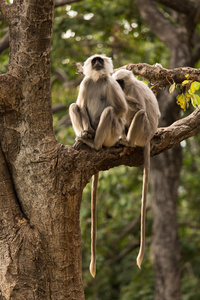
[69,55,127,150]
[69,55,127,278]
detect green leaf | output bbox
[191,81,200,92]
[191,94,200,108]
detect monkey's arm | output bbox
[76,80,95,137]
[108,78,128,117]
[125,95,144,113]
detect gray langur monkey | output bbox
[112,69,161,269]
[69,55,127,277]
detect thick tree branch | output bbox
[151,107,200,156]
[76,62,200,91]
[70,106,200,182]
[0,0,13,21]
[125,64,200,89]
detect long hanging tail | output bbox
[136,143,150,268]
[90,172,99,277]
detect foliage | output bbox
[169,75,200,110]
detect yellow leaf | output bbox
[176,94,186,110]
[190,82,196,93]
[182,80,191,85]
[193,81,200,90]
[169,82,176,94]
[142,80,149,85]
[191,94,200,108]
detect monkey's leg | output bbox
[81,108,95,138]
[127,110,151,147]
[69,103,84,137]
[69,104,95,139]
[94,107,122,150]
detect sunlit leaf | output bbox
[190,82,196,93]
[182,80,191,85]
[191,94,200,108]
[169,82,176,94]
[192,81,200,91]
[142,79,149,85]
[177,93,186,110]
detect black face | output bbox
[91,57,104,70]
[116,79,124,90]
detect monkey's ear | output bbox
[74,62,84,75]
[104,56,114,74]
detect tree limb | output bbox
[125,63,200,89]
[75,62,200,90]
[71,106,200,179]
[0,0,12,21]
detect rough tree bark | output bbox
[0,0,200,299]
[135,0,200,299]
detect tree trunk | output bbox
[0,1,85,299]
[150,42,193,300]
[134,0,200,299]
[150,92,182,300]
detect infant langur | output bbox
[69,55,127,277]
[112,69,161,268]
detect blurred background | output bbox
[1,1,200,299]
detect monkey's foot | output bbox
[73,140,84,150]
[80,130,95,140]
[76,136,95,149]
[118,138,131,147]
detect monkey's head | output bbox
[112,69,134,90]
[83,54,113,81]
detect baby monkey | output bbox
[112,69,160,268]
